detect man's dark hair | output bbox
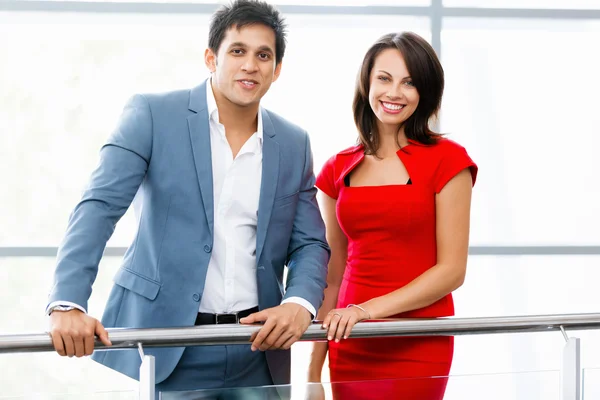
[209,0,287,65]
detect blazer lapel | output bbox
[256,109,279,262]
[187,82,214,236]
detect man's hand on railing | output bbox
[49,309,112,357]
[240,303,312,351]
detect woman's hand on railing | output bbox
[49,309,112,357]
[322,305,370,343]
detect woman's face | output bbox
[368,48,420,130]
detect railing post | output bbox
[138,343,155,400]
[560,326,581,400]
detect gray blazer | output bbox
[48,80,330,385]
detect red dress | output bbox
[316,138,478,400]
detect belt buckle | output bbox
[215,311,239,324]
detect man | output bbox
[47,0,330,395]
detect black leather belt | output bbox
[195,306,259,325]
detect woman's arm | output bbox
[361,168,472,318]
[322,168,473,341]
[308,192,348,381]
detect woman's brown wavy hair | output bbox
[353,32,444,155]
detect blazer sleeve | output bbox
[47,94,153,311]
[283,132,331,312]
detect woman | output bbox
[308,32,478,399]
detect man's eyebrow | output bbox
[228,41,248,49]
[256,45,274,54]
[227,42,274,54]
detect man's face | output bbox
[205,24,282,108]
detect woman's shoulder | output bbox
[319,144,363,180]
[317,144,364,199]
[411,137,470,160]
[423,137,478,191]
[426,137,467,153]
[337,143,364,156]
[323,144,364,168]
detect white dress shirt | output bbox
[199,80,315,316]
[47,80,316,318]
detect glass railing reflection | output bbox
[160,370,559,400]
[583,367,600,400]
[0,392,136,400]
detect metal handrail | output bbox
[2,312,600,354]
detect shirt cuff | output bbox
[46,301,87,316]
[281,297,316,320]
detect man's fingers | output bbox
[247,305,309,351]
[249,330,259,343]
[251,319,275,351]
[50,331,66,357]
[63,335,75,357]
[273,331,295,350]
[73,336,86,358]
[240,310,269,324]
[84,334,95,356]
[95,321,112,346]
[49,312,108,358]
[281,335,297,350]
[260,325,286,351]
[259,321,286,351]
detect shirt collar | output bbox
[206,78,263,145]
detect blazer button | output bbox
[204,244,212,253]
[192,293,200,302]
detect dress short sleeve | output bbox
[316,155,339,199]
[433,142,478,194]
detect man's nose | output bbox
[241,56,259,72]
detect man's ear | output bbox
[205,48,217,72]
[273,61,283,83]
